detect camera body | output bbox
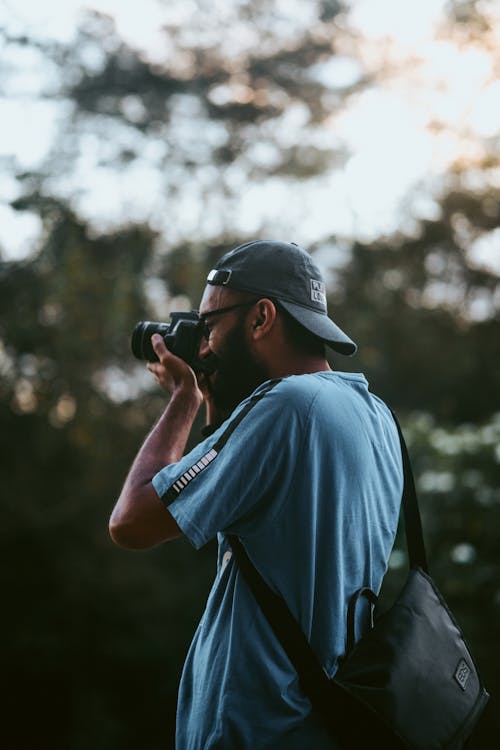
[131,312,210,372]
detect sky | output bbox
[1,0,499,272]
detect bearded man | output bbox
[110,240,402,750]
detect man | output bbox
[109,240,403,749]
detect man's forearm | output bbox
[109,386,202,548]
[122,386,202,494]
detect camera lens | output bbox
[131,321,170,362]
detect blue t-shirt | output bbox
[153,372,402,750]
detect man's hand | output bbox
[147,334,203,404]
[109,334,205,549]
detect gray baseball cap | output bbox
[206,240,356,355]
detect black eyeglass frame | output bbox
[194,300,262,338]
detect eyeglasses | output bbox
[196,300,259,338]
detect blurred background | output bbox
[1,1,499,747]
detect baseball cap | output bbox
[206,240,357,355]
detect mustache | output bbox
[196,351,219,375]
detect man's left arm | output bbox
[109,335,203,550]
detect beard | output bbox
[208,317,269,418]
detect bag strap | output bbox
[211,378,282,450]
[228,535,409,748]
[211,387,425,572]
[227,409,427,745]
[342,414,428,653]
[229,534,333,695]
[162,379,282,506]
[390,411,428,573]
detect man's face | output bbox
[198,286,268,416]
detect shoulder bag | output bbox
[227,413,489,749]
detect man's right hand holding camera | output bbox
[147,333,204,402]
[108,334,203,550]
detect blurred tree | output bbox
[1,4,367,251]
[330,185,500,422]
[0,201,215,749]
[1,1,499,747]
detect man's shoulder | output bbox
[227,372,374,436]
[248,372,366,421]
[253,373,321,405]
[261,371,394,436]
[259,371,368,401]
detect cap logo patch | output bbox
[311,279,326,306]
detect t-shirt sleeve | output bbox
[152,381,310,549]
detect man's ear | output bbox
[250,299,277,339]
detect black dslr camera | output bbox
[131,312,212,373]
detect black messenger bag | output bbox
[228,414,489,749]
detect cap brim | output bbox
[278,300,357,356]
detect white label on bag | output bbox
[454,659,471,691]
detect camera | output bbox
[131,312,212,372]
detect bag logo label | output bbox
[454,659,471,691]
[311,279,326,306]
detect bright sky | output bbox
[1,0,499,273]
